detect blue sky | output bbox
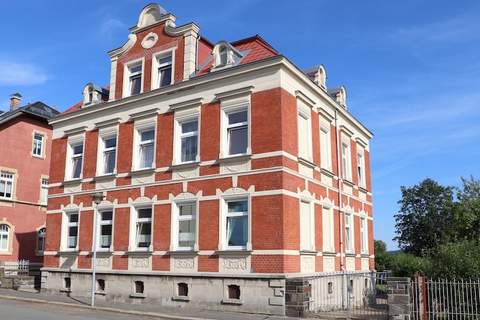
[1,1,479,250]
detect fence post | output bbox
[387,277,411,320]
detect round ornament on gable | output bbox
[141,32,158,49]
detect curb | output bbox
[0,294,213,320]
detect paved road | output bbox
[0,299,174,320]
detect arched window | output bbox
[219,46,228,66]
[0,224,10,252]
[37,227,46,252]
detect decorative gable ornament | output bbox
[141,32,159,49]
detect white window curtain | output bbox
[180,120,198,163]
[99,211,113,249]
[67,213,79,249]
[40,178,48,204]
[33,133,43,156]
[71,143,83,179]
[0,172,14,199]
[129,63,142,96]
[138,129,154,169]
[103,136,117,174]
[0,224,10,251]
[136,208,152,248]
[177,202,196,250]
[225,200,248,248]
[157,53,172,88]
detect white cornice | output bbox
[295,90,316,107]
[94,117,121,129]
[215,86,254,101]
[169,97,203,111]
[108,34,137,58]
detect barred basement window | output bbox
[228,285,240,300]
[97,279,105,292]
[327,282,333,294]
[64,277,71,290]
[177,282,188,297]
[135,281,144,294]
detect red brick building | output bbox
[44,4,374,315]
[0,94,58,263]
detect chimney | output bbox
[9,93,22,111]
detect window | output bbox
[98,211,113,250]
[66,212,79,249]
[357,151,365,187]
[97,279,106,292]
[128,62,142,96]
[32,133,44,157]
[137,128,155,169]
[64,277,71,290]
[320,127,332,170]
[178,120,198,163]
[225,199,248,249]
[134,281,144,294]
[226,109,248,156]
[219,47,228,66]
[70,143,84,179]
[341,142,351,180]
[297,102,312,160]
[0,224,10,252]
[360,217,368,254]
[228,285,241,300]
[101,136,117,175]
[156,52,172,88]
[300,201,314,251]
[175,202,196,250]
[0,172,14,199]
[322,206,334,252]
[37,227,46,252]
[135,208,152,249]
[177,283,188,297]
[345,213,353,253]
[327,282,333,294]
[40,178,48,204]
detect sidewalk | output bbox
[0,288,301,320]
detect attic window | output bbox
[212,42,243,70]
[219,47,228,66]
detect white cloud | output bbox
[100,17,125,36]
[0,60,48,86]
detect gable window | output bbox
[178,119,198,163]
[37,227,46,252]
[40,178,48,204]
[298,102,312,161]
[69,142,84,180]
[135,208,152,249]
[0,172,14,200]
[226,108,248,156]
[322,206,334,252]
[175,202,196,250]
[225,199,248,249]
[320,126,332,170]
[137,128,155,169]
[32,133,44,157]
[101,136,117,175]
[345,212,353,253]
[341,142,351,181]
[219,47,228,66]
[127,62,143,96]
[357,151,365,188]
[98,211,113,250]
[156,52,173,88]
[66,212,79,250]
[0,224,10,252]
[360,217,368,254]
[300,201,314,251]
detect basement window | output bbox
[64,277,71,290]
[177,282,189,297]
[135,281,144,295]
[97,279,105,292]
[327,282,333,294]
[228,285,241,300]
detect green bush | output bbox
[427,240,480,279]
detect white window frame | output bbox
[0,171,14,200]
[96,210,114,251]
[132,119,156,171]
[220,102,251,158]
[123,58,144,98]
[32,133,44,157]
[97,127,118,176]
[63,210,79,251]
[345,212,354,253]
[220,196,251,251]
[0,224,11,252]
[40,178,48,205]
[322,204,335,252]
[129,205,153,252]
[65,135,84,181]
[299,200,315,251]
[171,200,198,251]
[320,124,332,171]
[173,109,200,165]
[297,101,313,161]
[151,48,175,90]
[341,140,352,181]
[357,149,366,188]
[360,215,368,254]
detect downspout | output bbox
[334,109,345,271]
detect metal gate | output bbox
[308,271,389,319]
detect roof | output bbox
[0,102,60,126]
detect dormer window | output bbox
[219,47,228,66]
[212,42,243,70]
[82,83,107,107]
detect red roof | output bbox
[62,101,82,115]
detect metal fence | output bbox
[412,277,480,320]
[308,271,389,319]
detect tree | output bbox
[428,240,480,279]
[394,178,455,256]
[374,240,387,254]
[453,176,480,241]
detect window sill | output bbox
[60,289,72,294]
[95,291,106,296]
[358,185,368,193]
[322,251,336,257]
[130,168,155,175]
[127,249,153,256]
[170,161,200,170]
[32,154,45,160]
[172,295,190,302]
[94,173,116,180]
[169,249,198,256]
[217,154,251,163]
[63,178,82,185]
[300,250,317,255]
[342,179,354,187]
[221,298,243,305]
[298,157,316,168]
[215,249,251,256]
[320,167,335,177]
[361,253,370,258]
[346,252,356,257]
[129,293,146,299]
[95,249,113,255]
[59,250,79,255]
